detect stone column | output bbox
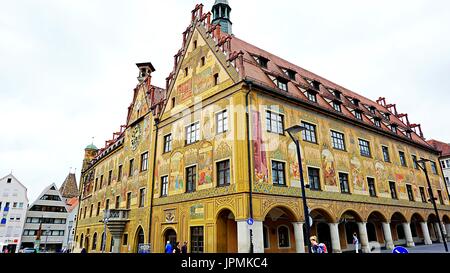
[292,222,305,253]
[112,236,121,253]
[402,223,415,247]
[328,223,342,253]
[382,222,395,250]
[357,222,370,253]
[445,224,450,240]
[435,223,444,243]
[237,220,264,253]
[421,222,433,245]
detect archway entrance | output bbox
[135,227,145,253]
[310,208,334,253]
[216,209,237,253]
[391,212,407,245]
[339,210,363,252]
[263,207,297,253]
[163,228,177,252]
[84,237,89,253]
[367,211,387,247]
[427,214,439,242]
[411,213,426,244]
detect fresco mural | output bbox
[351,156,366,194]
[252,110,268,184]
[190,204,205,220]
[322,149,337,188]
[198,142,213,186]
[375,161,389,195]
[176,79,193,103]
[395,173,407,198]
[170,152,184,191]
[288,142,301,188]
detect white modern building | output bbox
[0,174,29,253]
[21,183,70,252]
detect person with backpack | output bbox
[353,232,360,253]
[310,236,327,253]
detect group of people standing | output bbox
[310,232,360,253]
[165,241,188,254]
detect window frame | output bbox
[163,134,173,153]
[301,121,318,144]
[161,176,169,197]
[186,165,197,193]
[308,167,321,191]
[186,122,200,145]
[138,188,146,208]
[271,160,286,187]
[216,110,229,134]
[217,159,231,187]
[277,225,291,249]
[406,184,414,202]
[266,110,285,135]
[358,139,372,157]
[140,152,149,172]
[331,130,346,151]
[382,146,391,163]
[399,151,407,167]
[339,172,350,194]
[367,177,377,197]
[389,181,398,200]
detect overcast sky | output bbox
[1,0,449,202]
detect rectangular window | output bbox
[100,175,104,188]
[190,226,204,253]
[355,111,362,120]
[83,207,87,219]
[161,176,169,197]
[108,170,112,185]
[431,161,438,175]
[438,190,444,205]
[139,188,146,208]
[339,173,350,194]
[389,181,398,199]
[96,202,100,216]
[217,160,231,187]
[115,196,120,209]
[399,151,407,167]
[126,192,131,209]
[129,159,134,177]
[405,184,414,202]
[186,166,197,193]
[164,135,172,153]
[331,131,345,150]
[216,110,228,134]
[186,122,200,145]
[141,152,148,172]
[301,122,317,143]
[123,234,128,246]
[374,119,381,127]
[272,161,286,186]
[276,79,288,92]
[214,73,219,86]
[201,56,205,66]
[90,204,93,217]
[382,146,390,162]
[105,199,110,211]
[359,139,371,157]
[391,125,398,134]
[412,155,419,169]
[266,111,284,134]
[368,177,377,197]
[307,92,317,102]
[118,165,123,182]
[308,167,321,191]
[442,161,446,169]
[333,102,341,112]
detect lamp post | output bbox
[102,209,110,253]
[416,159,448,252]
[285,125,312,253]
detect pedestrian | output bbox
[181,241,188,254]
[310,236,327,253]
[80,248,87,254]
[165,241,173,254]
[172,242,181,254]
[353,232,359,253]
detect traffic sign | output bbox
[392,246,409,254]
[247,218,254,226]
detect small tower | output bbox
[212,0,232,34]
[136,62,156,83]
[82,142,98,173]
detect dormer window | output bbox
[406,131,412,139]
[310,80,320,90]
[384,113,391,121]
[355,110,363,120]
[273,78,288,92]
[307,91,317,103]
[253,55,269,68]
[353,99,360,107]
[369,107,376,115]
[333,90,341,100]
[333,102,341,112]
[282,68,296,80]
[374,118,381,128]
[391,125,398,134]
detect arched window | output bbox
[100,233,105,251]
[92,233,98,250]
[263,226,270,249]
[277,225,290,248]
[80,234,84,248]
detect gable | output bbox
[161,27,236,120]
[128,84,150,126]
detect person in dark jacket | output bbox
[173,242,181,254]
[181,242,188,253]
[80,248,87,254]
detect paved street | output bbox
[380,243,449,253]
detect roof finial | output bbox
[91,137,95,145]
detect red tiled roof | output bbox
[66,197,79,213]
[427,140,450,157]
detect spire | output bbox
[212,0,232,34]
[59,172,79,199]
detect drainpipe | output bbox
[148,118,160,253]
[245,80,254,253]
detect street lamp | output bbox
[285,125,312,253]
[416,158,448,252]
[102,209,110,253]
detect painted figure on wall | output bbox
[322,149,337,187]
[170,152,184,191]
[252,110,268,183]
[395,174,406,196]
[198,143,213,186]
[351,156,366,193]
[288,142,300,187]
[375,162,388,193]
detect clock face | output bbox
[130,125,141,151]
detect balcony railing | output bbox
[101,209,129,222]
